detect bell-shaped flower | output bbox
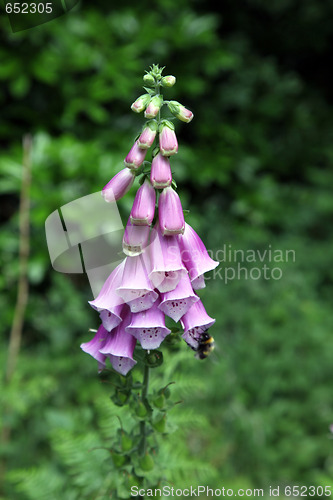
[100,308,137,376]
[167,100,194,123]
[123,217,150,256]
[150,152,172,189]
[131,93,151,113]
[178,222,219,288]
[159,272,199,322]
[126,299,171,349]
[137,121,158,149]
[80,325,109,373]
[88,261,125,331]
[158,186,185,236]
[180,299,215,349]
[124,141,147,169]
[159,121,178,156]
[102,168,135,203]
[148,223,187,293]
[144,95,163,119]
[116,254,158,313]
[130,179,156,226]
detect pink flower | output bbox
[137,121,158,149]
[126,299,171,349]
[178,222,219,289]
[180,300,215,349]
[123,217,150,256]
[158,186,185,236]
[150,153,172,189]
[148,223,187,293]
[144,95,163,119]
[88,261,125,331]
[159,273,199,322]
[116,254,158,313]
[131,93,151,113]
[102,168,135,203]
[167,100,193,123]
[80,325,109,373]
[159,122,178,156]
[124,141,147,169]
[130,178,156,226]
[99,308,137,376]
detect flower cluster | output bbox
[81,65,218,375]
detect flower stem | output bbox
[139,362,150,456]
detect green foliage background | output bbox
[1,0,333,498]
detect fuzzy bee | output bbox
[194,331,215,360]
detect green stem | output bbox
[139,362,150,456]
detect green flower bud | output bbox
[131,94,151,113]
[121,432,133,452]
[139,452,154,471]
[161,75,176,87]
[135,400,148,418]
[152,414,166,433]
[167,100,193,123]
[143,73,155,86]
[153,393,165,409]
[111,451,127,468]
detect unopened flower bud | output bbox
[124,141,147,169]
[161,75,176,87]
[131,94,151,113]
[139,453,154,471]
[167,100,193,123]
[158,186,185,236]
[143,73,155,86]
[150,152,172,188]
[102,168,135,202]
[152,414,166,433]
[137,120,158,149]
[159,121,178,156]
[130,178,156,226]
[144,95,163,119]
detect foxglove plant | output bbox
[80,64,219,495]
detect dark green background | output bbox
[1,0,333,498]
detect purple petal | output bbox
[148,224,187,293]
[159,273,199,322]
[88,261,125,331]
[124,141,147,169]
[150,153,172,188]
[178,222,219,282]
[126,299,171,349]
[116,255,158,312]
[159,125,178,156]
[80,325,109,372]
[180,299,215,349]
[100,310,137,376]
[123,218,150,256]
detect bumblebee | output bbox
[194,331,215,360]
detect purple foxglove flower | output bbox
[126,299,171,349]
[124,141,147,169]
[100,308,137,376]
[80,325,109,373]
[144,95,163,119]
[180,299,215,349]
[150,152,172,189]
[161,75,176,87]
[148,223,187,293]
[102,168,135,203]
[137,121,158,149]
[131,93,151,113]
[158,186,185,236]
[88,261,125,331]
[159,272,199,323]
[178,222,219,288]
[123,217,150,256]
[167,100,194,123]
[116,254,158,313]
[130,178,156,226]
[159,121,178,156]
